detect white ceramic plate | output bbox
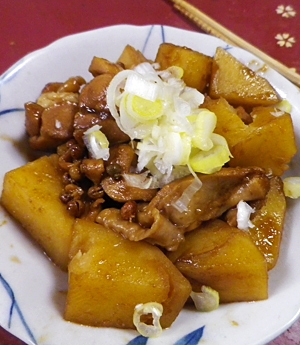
[0,24,300,345]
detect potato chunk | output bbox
[117,44,148,69]
[88,56,123,77]
[1,154,74,270]
[209,47,281,107]
[168,220,268,303]
[250,177,286,270]
[155,43,213,92]
[202,96,248,148]
[229,109,297,176]
[65,219,191,329]
[203,97,297,176]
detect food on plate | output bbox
[0,42,298,336]
[283,176,300,199]
[117,44,149,70]
[209,47,281,107]
[65,219,191,331]
[203,97,297,176]
[248,177,286,270]
[25,77,85,151]
[1,154,74,270]
[155,42,213,92]
[167,219,268,303]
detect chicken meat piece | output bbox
[139,167,270,231]
[97,207,185,251]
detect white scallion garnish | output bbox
[124,71,159,101]
[276,99,292,113]
[173,176,203,212]
[236,200,255,231]
[190,286,219,312]
[271,99,292,117]
[133,302,163,338]
[122,171,153,189]
[106,63,232,186]
[283,176,300,199]
[83,125,109,160]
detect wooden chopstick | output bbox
[170,0,300,87]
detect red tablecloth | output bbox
[0,1,299,344]
[1,0,300,75]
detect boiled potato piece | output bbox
[155,42,213,92]
[1,154,74,271]
[202,96,249,148]
[209,47,281,107]
[229,109,297,176]
[203,97,297,176]
[250,177,286,270]
[117,44,148,69]
[65,219,191,329]
[168,219,268,303]
[88,56,123,77]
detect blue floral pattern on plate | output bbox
[0,274,37,344]
[128,327,205,345]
